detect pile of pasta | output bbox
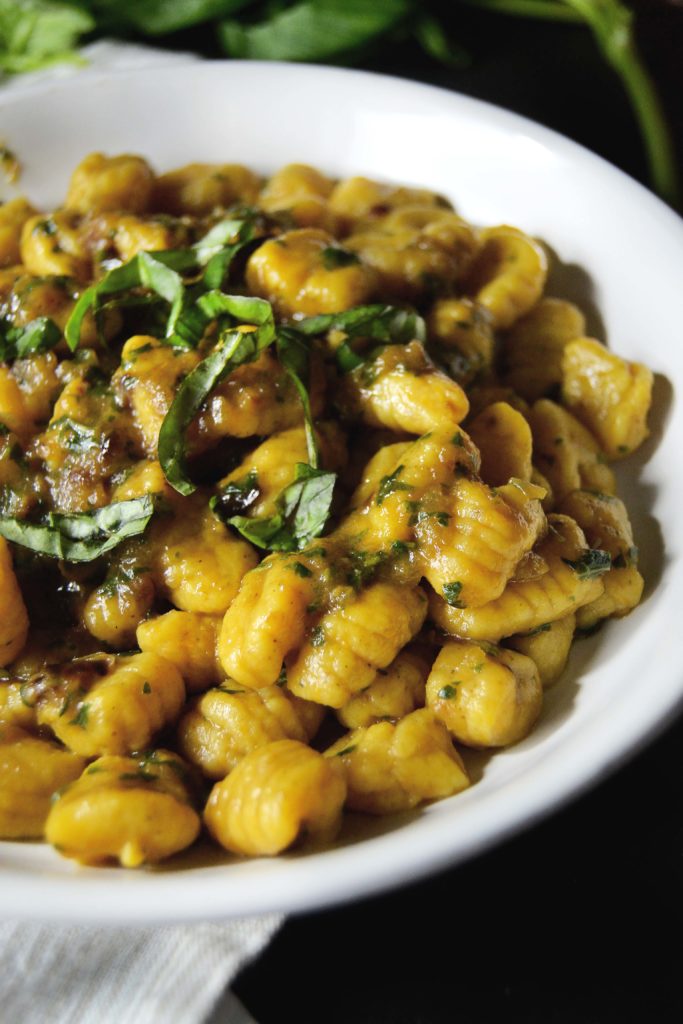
[0,156,652,867]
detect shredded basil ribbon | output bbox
[158,295,276,495]
[0,495,155,562]
[64,213,260,352]
[295,304,426,371]
[214,462,336,552]
[0,316,62,362]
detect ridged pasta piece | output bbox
[45,750,200,867]
[20,210,90,279]
[259,163,336,230]
[467,401,533,486]
[0,724,86,838]
[246,227,376,317]
[0,537,29,666]
[0,196,37,266]
[152,162,261,215]
[326,708,469,814]
[430,514,606,641]
[507,614,576,688]
[575,566,644,630]
[557,489,644,628]
[178,682,324,779]
[28,652,185,758]
[337,341,469,435]
[561,338,653,459]
[218,553,321,690]
[336,650,429,729]
[426,641,542,747]
[463,225,547,329]
[205,739,346,856]
[415,477,546,609]
[329,176,446,233]
[344,206,478,301]
[136,611,223,693]
[148,498,258,615]
[82,567,155,649]
[502,297,586,401]
[426,297,495,386]
[527,399,615,504]
[286,583,428,708]
[65,152,155,214]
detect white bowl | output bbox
[1,61,682,924]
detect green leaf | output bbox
[0,316,61,360]
[83,0,249,36]
[562,548,612,580]
[276,327,319,468]
[320,246,360,270]
[219,0,410,62]
[376,465,411,505]
[0,495,155,562]
[0,1,93,74]
[65,250,188,352]
[159,299,275,495]
[443,581,465,607]
[295,304,426,372]
[220,463,336,552]
[414,15,469,69]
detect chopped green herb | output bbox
[119,770,156,783]
[70,703,90,729]
[437,684,458,699]
[376,465,412,505]
[142,681,152,694]
[320,246,360,270]
[335,744,357,758]
[443,581,464,607]
[562,549,612,580]
[524,623,552,638]
[310,625,326,647]
[291,561,313,578]
[451,431,464,447]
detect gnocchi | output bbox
[0,153,652,868]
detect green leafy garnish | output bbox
[562,548,612,580]
[70,702,90,728]
[437,684,458,699]
[334,743,358,758]
[158,295,275,495]
[443,581,465,607]
[0,0,93,74]
[276,327,320,468]
[320,246,360,270]
[376,465,412,505]
[295,304,426,373]
[0,494,155,562]
[222,462,336,552]
[523,622,552,637]
[0,316,62,361]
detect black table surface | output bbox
[227,6,683,1021]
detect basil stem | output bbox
[0,495,155,562]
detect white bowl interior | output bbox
[1,62,682,923]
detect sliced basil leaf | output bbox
[562,549,612,580]
[0,495,155,563]
[0,316,62,361]
[220,464,336,552]
[320,246,360,270]
[294,304,426,371]
[159,302,275,496]
[276,327,319,468]
[65,251,188,352]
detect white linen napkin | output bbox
[0,916,283,1023]
[1,40,284,1024]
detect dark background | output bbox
[227,4,683,1021]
